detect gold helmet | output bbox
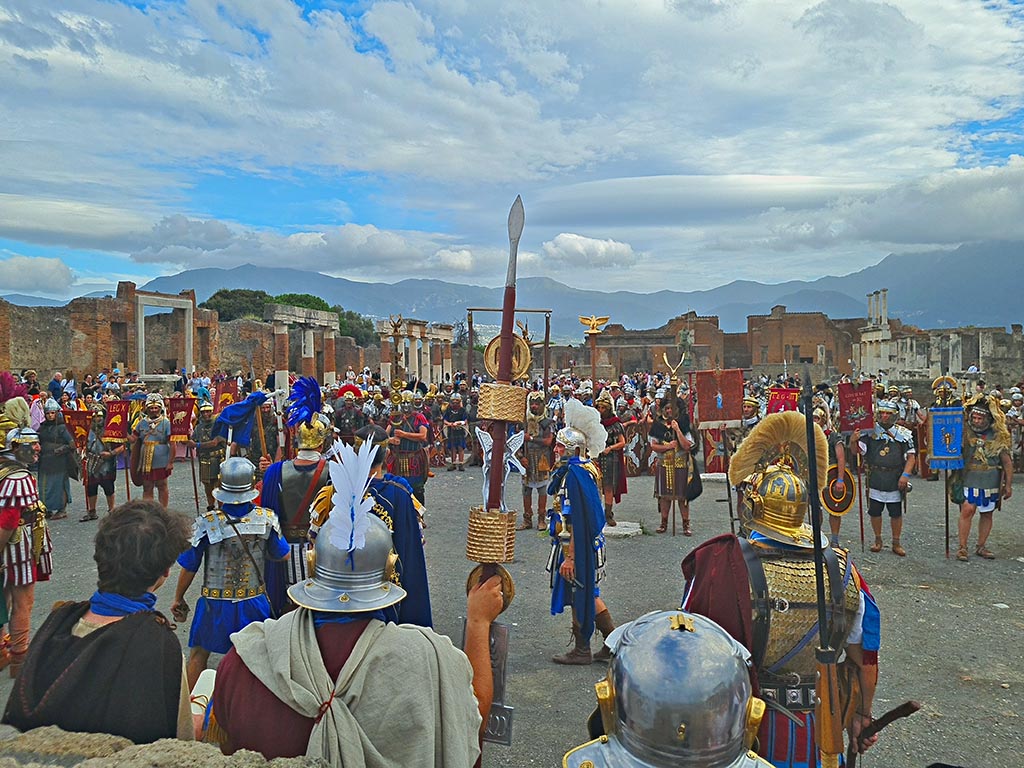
[728,411,829,548]
[296,416,331,450]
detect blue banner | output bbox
[929,407,964,470]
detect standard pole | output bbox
[467,311,474,381]
[589,333,597,384]
[543,312,551,395]
[943,469,950,559]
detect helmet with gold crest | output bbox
[727,411,829,547]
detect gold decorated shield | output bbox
[823,463,855,516]
[483,334,532,381]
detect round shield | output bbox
[822,463,855,515]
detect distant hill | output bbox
[1,293,67,307]
[137,241,1024,338]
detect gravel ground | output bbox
[2,458,1022,767]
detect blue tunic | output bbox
[369,473,432,628]
[178,520,289,654]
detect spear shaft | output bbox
[485,196,524,512]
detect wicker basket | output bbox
[477,383,528,423]
[466,505,516,563]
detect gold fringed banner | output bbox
[168,397,196,442]
[102,399,131,443]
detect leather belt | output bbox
[758,680,816,712]
[202,585,265,599]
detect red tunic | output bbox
[213,620,370,759]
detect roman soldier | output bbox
[443,392,469,471]
[953,394,1013,561]
[191,401,226,511]
[332,383,365,446]
[548,384,566,430]
[594,389,627,527]
[171,457,288,689]
[130,393,173,508]
[649,387,694,535]
[386,391,430,505]
[852,399,915,556]
[683,411,881,767]
[308,430,432,627]
[0,426,53,677]
[729,395,762,449]
[244,399,280,481]
[519,390,554,530]
[258,378,332,615]
[547,398,616,666]
[82,404,124,521]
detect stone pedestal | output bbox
[301,328,315,378]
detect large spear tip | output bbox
[506,196,525,288]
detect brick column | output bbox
[380,337,392,383]
[442,341,452,383]
[273,322,289,392]
[301,327,316,378]
[408,334,420,381]
[431,339,442,383]
[323,328,337,385]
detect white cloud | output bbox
[0,255,73,293]
[0,0,1022,292]
[541,233,639,268]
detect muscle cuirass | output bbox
[202,533,268,599]
[742,542,860,711]
[962,432,1002,489]
[278,461,328,539]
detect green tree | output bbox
[273,293,332,312]
[332,305,378,347]
[199,288,273,321]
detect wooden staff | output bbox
[944,468,950,559]
[856,458,865,553]
[189,450,200,514]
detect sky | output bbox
[1,0,1024,300]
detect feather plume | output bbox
[563,397,607,458]
[728,410,828,490]
[3,396,30,429]
[0,372,27,406]
[286,377,322,428]
[323,440,378,559]
[964,393,1012,452]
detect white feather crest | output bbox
[563,397,607,457]
[324,440,378,553]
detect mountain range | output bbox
[4,241,1022,340]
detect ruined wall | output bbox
[747,306,854,375]
[216,319,275,378]
[6,304,73,374]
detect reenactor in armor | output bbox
[1006,389,1024,471]
[0,426,53,677]
[243,399,279,481]
[547,384,566,430]
[649,388,694,535]
[443,392,469,472]
[171,457,288,689]
[953,394,1013,561]
[853,399,915,556]
[258,378,332,615]
[595,390,627,527]
[728,395,762,452]
[386,391,430,505]
[332,384,365,446]
[191,401,226,511]
[547,399,616,665]
[563,610,773,768]
[683,412,881,767]
[519,391,555,530]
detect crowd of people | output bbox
[0,360,1011,767]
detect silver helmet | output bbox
[4,427,40,466]
[564,610,766,768]
[212,457,259,504]
[43,398,61,413]
[557,397,607,459]
[288,512,405,613]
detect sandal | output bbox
[79,512,98,522]
[682,520,692,537]
[869,539,883,553]
[956,547,969,561]
[49,512,68,521]
[655,523,668,534]
[891,542,906,557]
[975,545,995,560]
